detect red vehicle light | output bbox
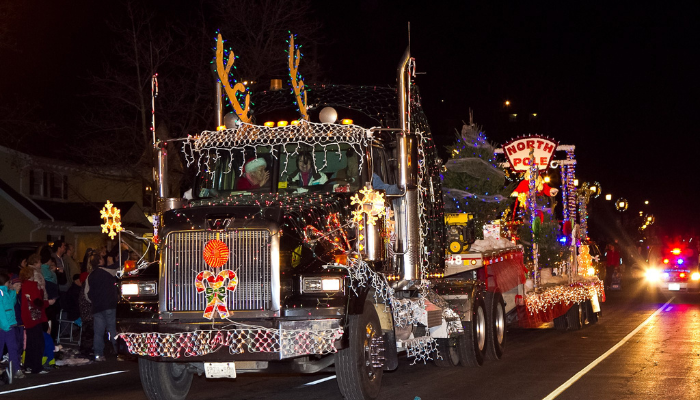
[680,272,687,278]
[663,258,670,264]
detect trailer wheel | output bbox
[553,314,568,331]
[484,291,506,360]
[566,302,585,330]
[585,300,598,324]
[433,338,460,367]
[138,358,193,400]
[457,296,486,367]
[336,300,383,400]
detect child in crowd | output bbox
[0,273,24,380]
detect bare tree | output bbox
[213,0,324,83]
[0,0,17,50]
[77,0,324,191]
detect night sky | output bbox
[2,1,699,233]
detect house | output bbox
[0,145,153,260]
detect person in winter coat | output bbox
[0,273,24,379]
[236,158,270,190]
[290,152,328,187]
[86,255,119,361]
[20,256,52,374]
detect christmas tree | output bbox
[442,113,515,238]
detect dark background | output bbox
[2,0,698,234]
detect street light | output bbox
[644,200,649,205]
[605,194,612,201]
[615,198,628,212]
[505,100,511,106]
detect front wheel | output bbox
[139,358,193,400]
[336,300,384,400]
[433,337,460,367]
[457,296,486,367]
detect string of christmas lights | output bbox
[524,279,603,315]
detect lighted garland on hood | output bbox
[524,279,604,315]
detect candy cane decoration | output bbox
[195,270,238,319]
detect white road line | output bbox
[0,370,128,395]
[542,298,674,400]
[301,375,337,387]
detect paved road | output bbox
[2,278,698,400]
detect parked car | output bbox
[0,242,43,274]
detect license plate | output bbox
[668,283,681,291]
[204,362,236,379]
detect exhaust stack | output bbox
[395,47,421,285]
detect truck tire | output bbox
[566,302,584,330]
[484,291,506,360]
[586,300,598,324]
[434,337,460,367]
[457,296,486,367]
[553,314,568,331]
[138,358,193,400]
[336,300,383,400]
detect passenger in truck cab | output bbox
[236,158,270,190]
[290,152,328,186]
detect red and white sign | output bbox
[503,136,558,171]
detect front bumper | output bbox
[118,318,343,361]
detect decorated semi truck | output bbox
[115,34,603,400]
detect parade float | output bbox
[109,31,603,400]
[442,120,604,330]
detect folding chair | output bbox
[57,309,82,346]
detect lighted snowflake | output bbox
[350,186,386,226]
[100,200,122,240]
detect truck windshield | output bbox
[278,143,362,194]
[195,146,273,198]
[195,143,363,198]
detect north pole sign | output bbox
[503,136,558,171]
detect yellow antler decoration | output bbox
[288,33,308,120]
[216,33,250,123]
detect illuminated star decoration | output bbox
[195,270,238,320]
[203,239,230,268]
[350,186,386,226]
[100,200,122,240]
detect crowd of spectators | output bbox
[0,240,121,381]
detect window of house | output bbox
[29,170,46,197]
[49,172,67,199]
[30,170,68,199]
[143,183,154,208]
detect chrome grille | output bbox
[164,230,272,312]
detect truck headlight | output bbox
[692,272,700,281]
[302,277,343,293]
[645,268,661,282]
[121,281,157,296]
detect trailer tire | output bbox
[138,358,193,400]
[434,338,460,367]
[458,296,486,367]
[566,302,585,330]
[553,314,568,331]
[484,291,506,360]
[336,300,383,400]
[586,300,598,324]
